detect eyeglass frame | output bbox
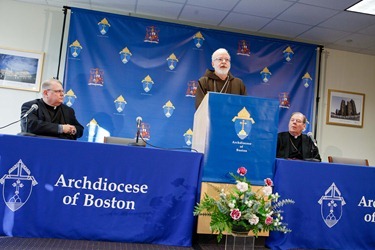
[290,118,304,124]
[47,89,65,94]
[213,57,231,63]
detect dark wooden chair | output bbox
[328,156,369,166]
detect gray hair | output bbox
[211,48,230,62]
[290,112,307,124]
[41,78,63,91]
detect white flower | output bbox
[248,214,259,225]
[273,218,282,226]
[236,181,249,192]
[220,189,227,199]
[228,200,236,209]
[245,200,254,207]
[267,211,274,216]
[262,186,272,196]
[271,192,280,201]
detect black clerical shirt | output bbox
[288,134,303,160]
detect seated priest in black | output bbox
[276,112,321,161]
[20,78,84,140]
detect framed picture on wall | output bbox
[326,89,365,128]
[0,47,44,92]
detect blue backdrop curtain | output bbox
[63,7,318,149]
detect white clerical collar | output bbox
[289,133,300,139]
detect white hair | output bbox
[42,78,63,91]
[211,48,230,62]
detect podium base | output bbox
[225,234,255,250]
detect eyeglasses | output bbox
[290,119,303,124]
[48,89,64,94]
[214,58,231,63]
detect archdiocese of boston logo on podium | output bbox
[232,107,255,140]
[0,159,38,212]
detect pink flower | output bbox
[265,216,273,225]
[264,178,273,186]
[230,209,241,220]
[237,167,247,176]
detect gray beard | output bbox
[215,68,229,75]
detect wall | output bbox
[1,0,374,164]
[318,49,375,164]
[0,0,65,135]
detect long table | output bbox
[267,159,375,249]
[0,134,203,247]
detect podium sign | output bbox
[193,92,279,185]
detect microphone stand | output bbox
[17,116,36,136]
[26,117,29,133]
[132,122,145,147]
[135,119,141,144]
[307,141,320,162]
[136,128,140,144]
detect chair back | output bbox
[328,156,369,166]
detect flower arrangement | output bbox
[194,166,294,242]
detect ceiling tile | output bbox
[67,0,91,5]
[65,0,92,8]
[358,23,375,36]
[91,0,136,11]
[160,0,186,3]
[186,0,239,11]
[233,0,294,18]
[17,0,48,4]
[326,43,363,53]
[319,11,375,32]
[220,12,271,32]
[136,0,184,19]
[179,5,228,26]
[277,3,339,25]
[335,33,375,49]
[298,27,350,44]
[357,48,375,56]
[297,0,359,10]
[260,19,312,38]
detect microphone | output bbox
[136,116,142,143]
[136,116,142,129]
[22,104,38,119]
[307,132,318,147]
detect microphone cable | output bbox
[137,134,199,153]
[0,118,22,130]
[133,116,199,152]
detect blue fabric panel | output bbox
[267,159,375,249]
[0,134,203,247]
[64,8,318,150]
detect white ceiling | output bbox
[16,0,375,55]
